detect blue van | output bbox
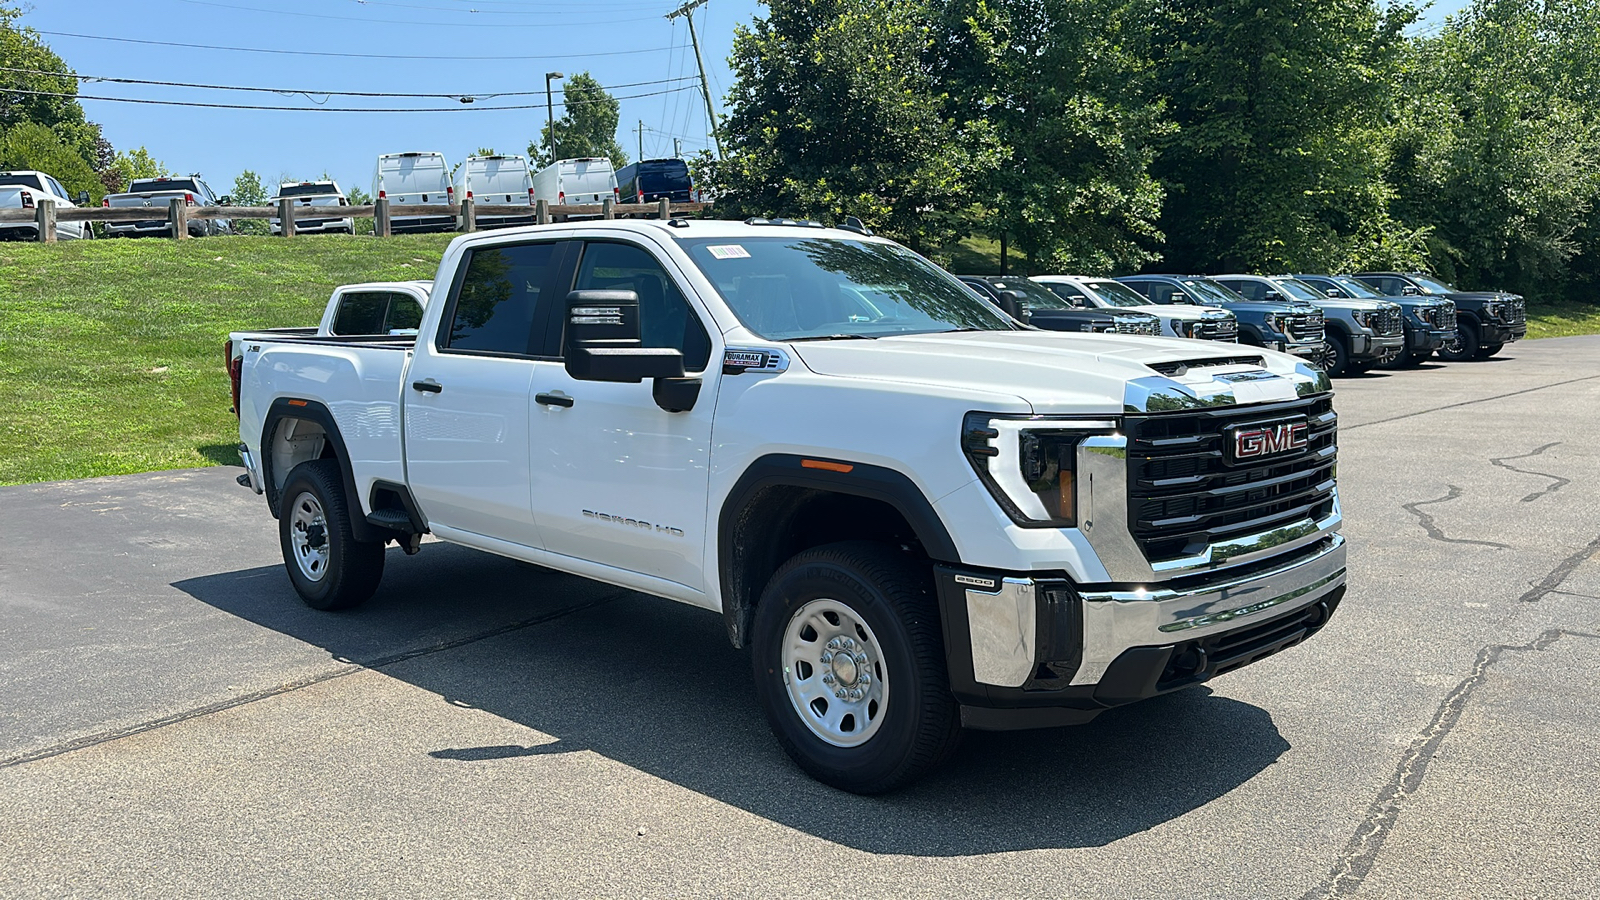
[616,158,693,204]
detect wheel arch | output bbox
[260,397,382,543]
[717,454,960,649]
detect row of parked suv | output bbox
[959,271,1526,372]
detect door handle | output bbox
[411,380,443,394]
[535,392,574,408]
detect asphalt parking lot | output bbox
[3,336,1598,898]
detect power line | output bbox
[170,0,668,27]
[0,66,699,101]
[1,85,700,113]
[335,0,675,13]
[33,30,675,61]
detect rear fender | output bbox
[260,397,383,543]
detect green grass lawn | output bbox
[1,234,1597,487]
[0,234,453,486]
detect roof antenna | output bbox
[840,215,873,237]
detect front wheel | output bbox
[278,459,385,610]
[1480,342,1505,358]
[750,542,961,794]
[1314,338,1345,376]
[1439,320,1480,361]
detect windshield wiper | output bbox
[789,333,877,342]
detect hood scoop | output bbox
[1146,355,1266,377]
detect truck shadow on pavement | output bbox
[174,543,1289,856]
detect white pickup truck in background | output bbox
[228,220,1347,793]
[0,170,91,241]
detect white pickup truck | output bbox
[229,220,1347,793]
[0,170,91,240]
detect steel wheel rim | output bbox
[781,598,889,748]
[288,491,331,583]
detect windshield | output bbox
[1084,280,1153,307]
[680,237,1016,340]
[1271,278,1327,301]
[0,174,43,190]
[1179,278,1246,305]
[987,278,1076,310]
[1329,276,1386,299]
[1411,274,1456,294]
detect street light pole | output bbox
[544,71,564,166]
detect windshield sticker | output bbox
[706,244,751,260]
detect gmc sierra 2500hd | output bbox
[229,220,1347,793]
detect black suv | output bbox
[1296,274,1455,367]
[960,276,1161,335]
[1351,272,1525,361]
[1117,275,1325,359]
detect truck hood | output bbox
[1219,299,1321,314]
[1136,304,1232,321]
[1309,297,1399,312]
[789,331,1327,415]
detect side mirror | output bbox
[219,195,232,206]
[1323,287,1346,298]
[1401,285,1420,296]
[1171,292,1191,304]
[996,289,1029,323]
[76,190,91,204]
[564,290,699,411]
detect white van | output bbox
[372,152,454,233]
[532,157,620,209]
[453,155,535,228]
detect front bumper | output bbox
[1349,331,1404,363]
[1480,320,1526,345]
[936,536,1346,729]
[1274,336,1324,358]
[1407,325,1450,352]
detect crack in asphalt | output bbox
[0,592,625,771]
[1301,626,1600,900]
[1490,442,1571,503]
[1517,533,1600,603]
[1342,373,1600,431]
[1401,486,1512,550]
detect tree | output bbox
[104,147,171,192]
[230,169,269,234]
[0,8,101,167]
[1387,0,1600,298]
[937,0,1172,273]
[1146,0,1423,273]
[529,73,628,170]
[710,0,998,253]
[0,121,101,201]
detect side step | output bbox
[365,508,416,532]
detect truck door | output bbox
[526,238,719,593]
[403,238,571,548]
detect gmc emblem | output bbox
[1228,418,1309,462]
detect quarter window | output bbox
[571,241,712,371]
[443,242,559,355]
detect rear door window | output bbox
[566,241,711,371]
[332,292,390,335]
[440,242,562,356]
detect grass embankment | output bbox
[0,234,453,486]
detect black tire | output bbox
[278,459,385,610]
[1439,319,1480,361]
[1316,337,1347,376]
[750,541,962,794]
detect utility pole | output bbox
[545,72,564,166]
[636,119,645,162]
[674,138,682,159]
[666,0,723,159]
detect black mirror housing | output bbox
[564,289,687,383]
[996,289,1028,322]
[219,195,232,206]
[76,190,91,204]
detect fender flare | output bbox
[260,397,383,543]
[716,453,960,647]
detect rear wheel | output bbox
[750,541,961,794]
[278,459,385,610]
[1439,320,1480,361]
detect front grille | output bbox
[1424,303,1456,330]
[1507,298,1526,324]
[1124,396,1338,563]
[1113,317,1160,336]
[1374,308,1403,336]
[1194,319,1239,341]
[1283,312,1324,342]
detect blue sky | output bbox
[22,0,1470,199]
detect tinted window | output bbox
[386,295,424,331]
[0,174,44,190]
[444,242,558,355]
[1221,280,1266,301]
[1360,276,1401,295]
[1042,283,1090,307]
[332,292,390,335]
[278,183,340,198]
[572,241,711,371]
[1141,282,1178,304]
[131,178,200,193]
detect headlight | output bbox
[1177,320,1196,337]
[961,414,1118,527]
[1352,310,1373,328]
[1484,302,1502,318]
[1262,312,1278,331]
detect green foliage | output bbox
[105,147,171,192]
[709,0,998,254]
[230,170,270,235]
[1387,0,1600,300]
[529,74,628,170]
[1146,0,1422,274]
[0,121,102,202]
[0,9,101,170]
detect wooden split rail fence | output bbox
[1,197,708,243]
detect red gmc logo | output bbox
[1230,420,1309,461]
